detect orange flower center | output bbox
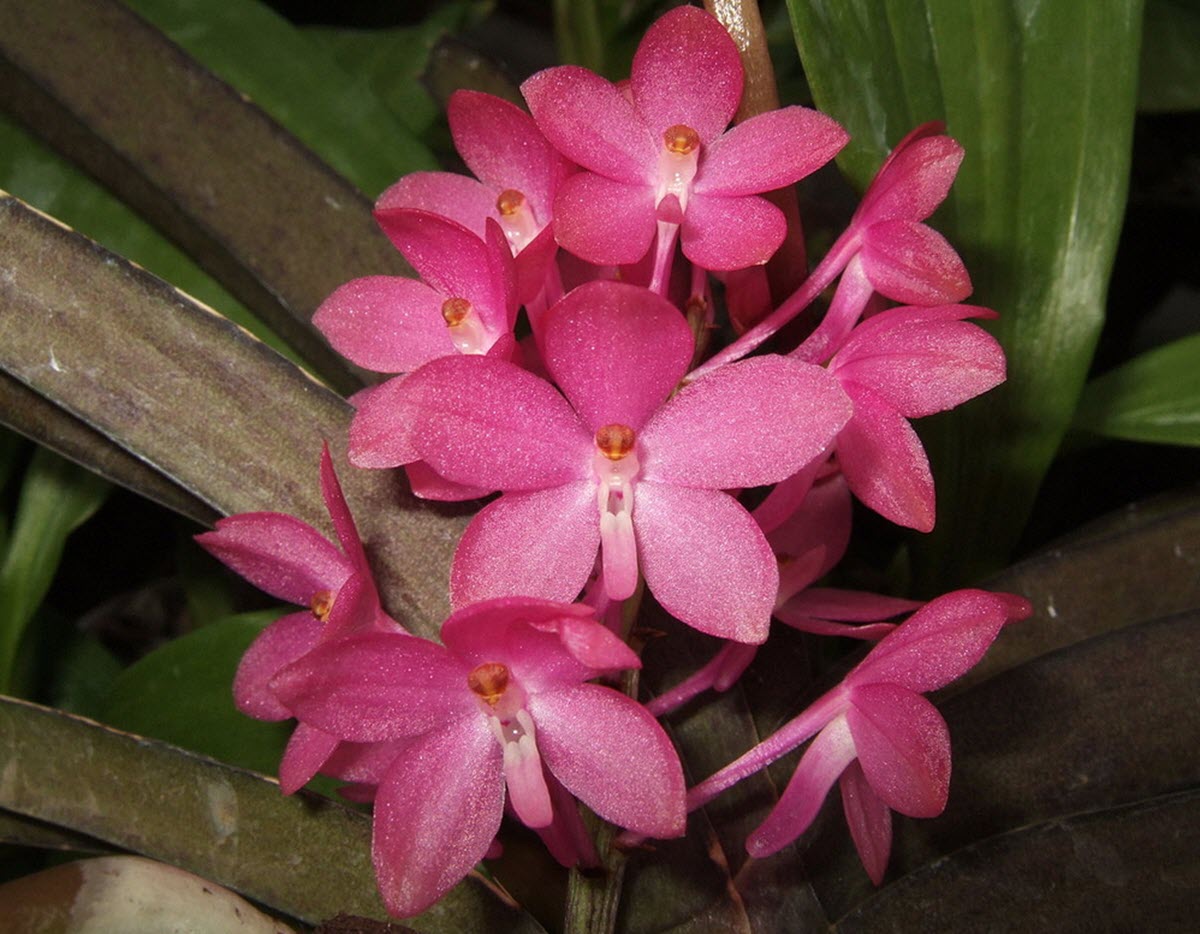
[310,589,334,622]
[441,297,472,327]
[595,423,637,461]
[663,124,700,155]
[496,188,526,216]
[467,662,510,706]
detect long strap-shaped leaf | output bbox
[0,0,413,394]
[0,193,463,636]
[786,0,1143,587]
[0,696,544,930]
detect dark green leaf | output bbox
[101,613,290,777]
[786,0,1143,586]
[1139,0,1200,111]
[0,696,545,930]
[48,632,123,719]
[0,446,109,692]
[0,192,466,639]
[1073,333,1200,445]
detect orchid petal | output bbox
[232,611,321,721]
[600,506,638,601]
[319,444,369,572]
[857,126,964,224]
[450,482,600,608]
[642,356,851,488]
[746,715,857,858]
[375,171,496,238]
[323,738,410,786]
[851,588,1031,693]
[514,224,560,305]
[531,683,685,838]
[404,460,492,502]
[403,355,592,490]
[371,715,503,918]
[839,760,893,885]
[522,66,655,182]
[775,615,897,640]
[680,193,784,271]
[634,483,775,643]
[860,220,972,305]
[846,682,950,818]
[543,281,692,433]
[836,382,935,532]
[196,514,352,605]
[630,6,742,145]
[768,471,853,597]
[347,374,420,468]
[278,722,340,795]
[779,588,922,622]
[695,107,847,197]
[500,714,554,829]
[271,634,476,741]
[552,172,657,265]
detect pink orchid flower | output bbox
[350,279,852,643]
[521,5,847,272]
[685,589,1033,884]
[825,303,1007,531]
[195,444,404,791]
[376,90,572,305]
[271,596,685,917]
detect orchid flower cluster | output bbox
[197,6,1031,920]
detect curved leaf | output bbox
[786,0,1144,586]
[1139,0,1200,112]
[0,696,544,930]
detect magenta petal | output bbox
[840,760,893,885]
[680,193,785,271]
[371,716,503,918]
[348,374,420,469]
[858,127,964,224]
[642,356,851,489]
[278,722,340,794]
[404,461,491,502]
[522,66,655,182]
[630,6,742,144]
[850,589,1025,693]
[836,383,935,532]
[375,172,496,238]
[544,281,693,432]
[780,588,922,623]
[319,444,368,571]
[196,514,352,605]
[860,220,972,305]
[634,483,775,643]
[503,723,554,829]
[449,90,565,215]
[833,317,1006,418]
[404,355,592,490]
[450,482,600,608]
[272,634,476,741]
[313,276,453,373]
[696,107,847,197]
[531,684,685,838]
[747,715,857,858]
[513,224,559,306]
[233,611,321,720]
[553,172,657,265]
[846,682,950,818]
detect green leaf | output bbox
[0,697,546,929]
[0,446,109,693]
[0,192,465,639]
[1072,333,1200,445]
[786,0,1144,586]
[101,613,290,777]
[123,0,438,196]
[1139,0,1200,111]
[49,632,124,719]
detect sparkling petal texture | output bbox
[404,461,492,502]
[642,356,851,489]
[630,5,742,145]
[278,722,341,795]
[319,445,369,571]
[836,382,936,532]
[195,514,352,605]
[232,611,321,720]
[522,66,655,183]
[531,684,685,838]
[680,193,785,270]
[313,276,454,374]
[544,280,692,432]
[371,716,503,918]
[695,107,847,197]
[634,483,775,643]
[347,374,421,469]
[850,589,1032,693]
[375,172,497,238]
[839,760,893,886]
[746,715,857,858]
[846,683,950,818]
[450,482,600,608]
[857,124,964,224]
[860,220,972,305]
[552,172,658,265]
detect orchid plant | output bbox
[2,0,1195,932]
